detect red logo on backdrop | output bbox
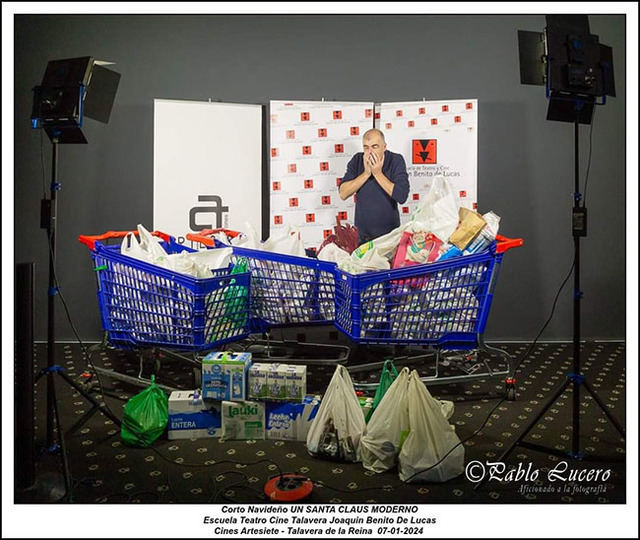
[365,109,373,118]
[473,202,478,209]
[306,213,315,223]
[459,190,467,197]
[442,105,449,112]
[318,128,327,137]
[375,112,381,119]
[333,111,342,120]
[412,139,437,164]
[335,144,344,153]
[286,130,295,139]
[274,215,283,225]
[396,110,403,117]
[288,164,297,173]
[454,116,462,123]
[413,193,420,201]
[419,107,426,115]
[408,121,414,127]
[431,118,438,125]
[301,112,310,121]
[336,177,342,186]
[272,181,281,191]
[323,229,332,239]
[304,179,314,189]
[337,211,348,220]
[271,148,279,157]
[402,207,409,214]
[350,126,359,136]
[321,195,331,205]
[289,198,299,207]
[302,145,312,155]
[385,123,392,129]
[466,102,473,110]
[320,162,329,171]
[270,114,278,123]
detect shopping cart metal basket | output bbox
[186,229,337,334]
[78,230,251,352]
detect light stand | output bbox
[29,57,121,500]
[476,16,623,489]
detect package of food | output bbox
[449,207,487,250]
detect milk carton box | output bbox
[248,363,271,400]
[265,395,321,441]
[285,365,307,402]
[202,351,252,401]
[268,364,289,401]
[168,390,221,440]
[220,400,265,440]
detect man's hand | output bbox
[369,151,385,176]
[363,152,373,176]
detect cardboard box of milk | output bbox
[265,395,321,441]
[221,400,265,440]
[286,365,307,402]
[168,390,221,440]
[268,364,289,401]
[248,363,271,400]
[202,351,252,401]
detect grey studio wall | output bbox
[14,14,626,342]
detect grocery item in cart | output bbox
[220,400,265,440]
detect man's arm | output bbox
[339,155,371,200]
[370,153,409,204]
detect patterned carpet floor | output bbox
[22,340,625,504]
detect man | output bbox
[338,129,410,245]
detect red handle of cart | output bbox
[186,228,242,247]
[495,234,524,254]
[78,230,172,251]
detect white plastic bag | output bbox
[262,225,306,257]
[361,367,411,473]
[398,370,465,483]
[306,365,365,462]
[317,243,350,263]
[121,224,171,268]
[232,222,261,249]
[410,176,460,244]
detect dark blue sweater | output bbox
[340,150,410,242]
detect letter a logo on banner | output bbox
[412,139,437,164]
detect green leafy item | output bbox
[366,359,399,423]
[120,375,168,447]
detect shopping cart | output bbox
[335,235,523,399]
[78,230,251,391]
[187,229,350,365]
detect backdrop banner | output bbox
[270,100,374,250]
[375,99,478,222]
[153,99,262,242]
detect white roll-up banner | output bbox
[153,99,263,242]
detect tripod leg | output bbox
[474,377,571,491]
[65,405,99,436]
[50,376,72,501]
[56,370,121,426]
[582,379,625,438]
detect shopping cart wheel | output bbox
[505,377,517,401]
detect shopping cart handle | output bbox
[186,228,242,247]
[495,234,524,254]
[78,230,172,251]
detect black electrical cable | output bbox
[581,112,595,207]
[316,255,576,493]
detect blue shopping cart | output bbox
[79,230,251,391]
[335,235,523,399]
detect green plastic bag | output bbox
[121,375,169,447]
[207,257,250,342]
[365,359,399,423]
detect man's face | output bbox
[362,134,386,161]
